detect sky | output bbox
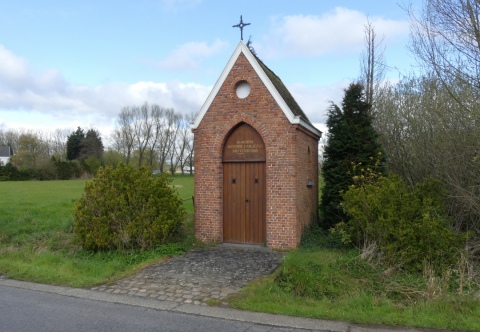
[0,0,422,144]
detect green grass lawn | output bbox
[168,174,194,214]
[0,176,193,287]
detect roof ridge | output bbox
[251,53,313,126]
[192,41,321,137]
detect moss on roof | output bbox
[253,54,313,126]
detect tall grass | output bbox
[0,177,194,287]
[228,227,480,331]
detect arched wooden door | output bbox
[223,123,266,244]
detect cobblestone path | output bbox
[91,246,285,305]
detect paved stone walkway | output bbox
[91,245,285,305]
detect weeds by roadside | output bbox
[228,225,480,331]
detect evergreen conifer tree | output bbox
[80,129,104,161]
[321,83,385,229]
[66,127,85,161]
[66,127,104,161]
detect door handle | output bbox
[245,199,249,203]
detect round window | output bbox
[235,81,251,99]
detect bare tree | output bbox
[132,103,156,167]
[146,105,167,169]
[408,0,480,112]
[186,112,196,175]
[111,103,185,172]
[111,107,136,165]
[359,19,387,109]
[157,109,180,173]
[374,74,480,233]
[169,138,178,175]
[48,128,70,160]
[175,113,195,175]
[404,0,480,238]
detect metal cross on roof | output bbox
[232,15,251,41]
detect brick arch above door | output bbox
[217,115,270,155]
[223,122,266,163]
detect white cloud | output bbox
[288,81,348,124]
[156,39,227,70]
[260,8,409,58]
[0,44,212,139]
[0,45,30,90]
[1,79,211,140]
[0,42,351,142]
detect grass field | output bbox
[167,174,194,214]
[0,175,194,287]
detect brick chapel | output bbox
[192,41,322,249]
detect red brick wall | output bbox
[193,53,319,249]
[295,127,320,242]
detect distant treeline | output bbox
[0,103,195,181]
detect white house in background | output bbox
[0,146,11,165]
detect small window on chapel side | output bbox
[235,81,251,99]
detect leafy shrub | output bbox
[341,174,463,272]
[53,158,83,180]
[0,159,85,181]
[0,163,44,181]
[73,164,186,251]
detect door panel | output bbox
[223,163,245,243]
[223,162,265,244]
[245,162,266,244]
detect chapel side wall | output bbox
[193,52,299,249]
[267,122,298,249]
[295,127,320,243]
[193,130,224,244]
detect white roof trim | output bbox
[192,41,322,137]
[292,116,322,137]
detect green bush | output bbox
[0,163,45,181]
[82,156,102,176]
[53,158,83,180]
[73,164,186,251]
[341,174,463,272]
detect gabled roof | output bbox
[192,41,322,137]
[0,146,10,158]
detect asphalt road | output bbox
[0,285,321,332]
[0,280,441,332]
